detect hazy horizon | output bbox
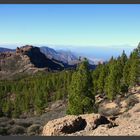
[0,43,136,61]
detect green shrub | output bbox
[126,95,139,109]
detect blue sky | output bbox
[0,4,139,49]
[0,4,139,61]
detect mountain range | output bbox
[0,45,96,79]
[39,46,79,65]
[0,47,15,52]
[0,45,103,65]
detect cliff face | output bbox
[0,45,64,79]
[19,45,64,69]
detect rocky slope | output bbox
[0,46,96,76]
[0,46,79,65]
[42,87,140,136]
[40,46,79,65]
[0,87,140,136]
[87,102,140,136]
[0,45,64,79]
[42,103,140,136]
[42,113,111,136]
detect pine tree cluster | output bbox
[67,44,140,114]
[0,44,139,117]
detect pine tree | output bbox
[67,60,95,115]
[105,60,121,100]
[2,100,13,117]
[117,52,128,94]
[92,64,102,95]
[129,45,140,87]
[34,89,47,115]
[122,59,131,87]
[97,64,108,95]
[120,50,128,67]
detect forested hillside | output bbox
[0,44,139,119]
[0,71,73,118]
[92,44,140,100]
[67,44,140,115]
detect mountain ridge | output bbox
[0,45,101,65]
[0,47,15,52]
[0,45,65,79]
[40,46,79,65]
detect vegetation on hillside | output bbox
[0,71,73,118]
[92,44,140,100]
[0,44,139,117]
[67,59,95,115]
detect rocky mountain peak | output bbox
[16,45,33,54]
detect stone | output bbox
[42,114,110,136]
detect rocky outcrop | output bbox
[42,102,140,136]
[42,115,86,136]
[87,103,140,136]
[42,114,110,136]
[0,45,64,79]
[16,45,33,54]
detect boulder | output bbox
[81,114,110,131]
[42,114,110,136]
